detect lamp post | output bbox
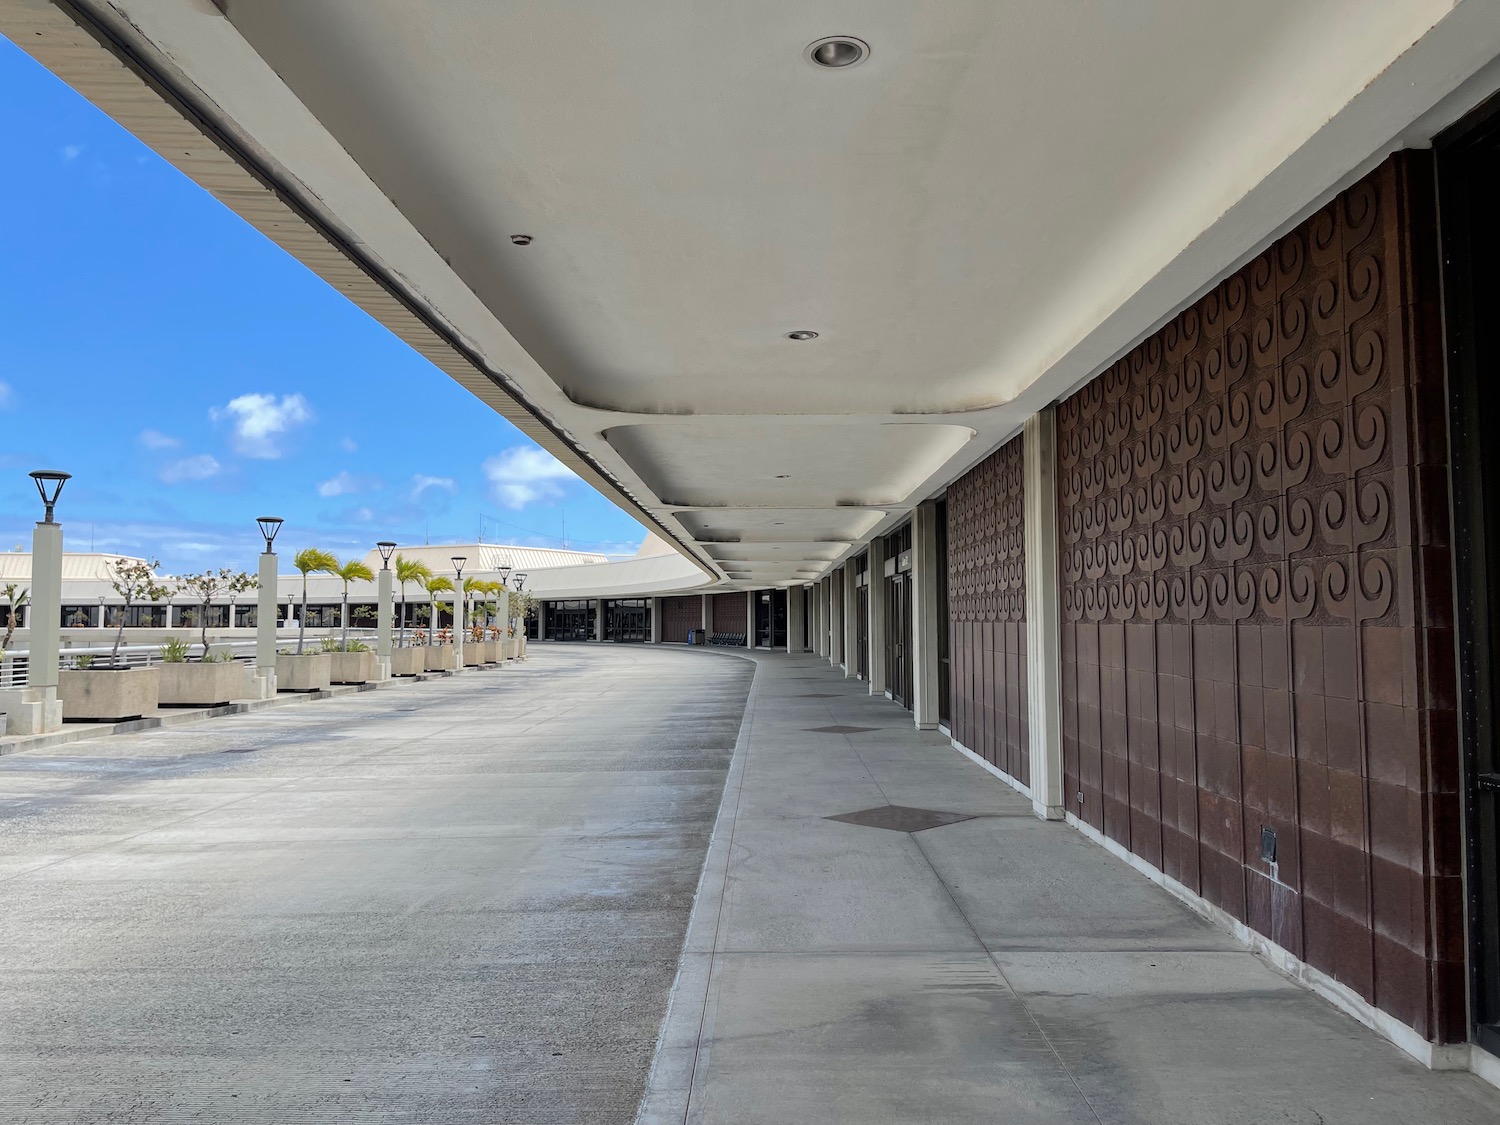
[513,572,527,658]
[26,470,69,733]
[376,541,396,680]
[255,517,282,698]
[451,555,466,670]
[97,594,106,632]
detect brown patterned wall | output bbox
[1054,153,1460,1041]
[948,434,1029,784]
[660,595,702,643]
[712,592,747,638]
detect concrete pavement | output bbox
[643,652,1498,1125]
[0,645,751,1124]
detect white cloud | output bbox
[411,474,457,498]
[339,436,358,453]
[159,454,221,484]
[210,392,312,458]
[0,382,12,410]
[482,446,578,509]
[317,471,381,498]
[61,144,83,162]
[138,429,179,450]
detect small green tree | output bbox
[424,574,454,637]
[176,567,256,660]
[1,583,28,651]
[325,555,375,649]
[293,547,337,654]
[393,554,432,646]
[106,558,171,665]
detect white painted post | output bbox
[829,569,844,668]
[651,597,662,643]
[595,599,606,642]
[700,593,711,644]
[1025,407,1066,820]
[911,500,941,730]
[746,589,756,647]
[26,518,63,732]
[376,565,393,681]
[868,535,888,695]
[787,585,804,653]
[255,549,279,697]
[496,586,509,660]
[843,561,859,678]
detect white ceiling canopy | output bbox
[10,0,1500,586]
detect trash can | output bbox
[687,628,705,646]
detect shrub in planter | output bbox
[157,640,250,706]
[276,650,332,692]
[323,638,376,684]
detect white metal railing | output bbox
[0,641,260,690]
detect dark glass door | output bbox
[1439,104,1500,1057]
[606,600,648,642]
[855,584,869,679]
[887,572,913,710]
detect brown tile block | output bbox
[1333,910,1376,1001]
[1328,769,1367,848]
[1432,958,1469,1044]
[1215,680,1238,742]
[1368,778,1421,867]
[1292,625,1325,694]
[1200,845,1247,922]
[1130,810,1163,869]
[1264,754,1298,821]
[1429,791,1464,878]
[1324,628,1358,699]
[1299,762,1331,836]
[1373,934,1431,1038]
[1294,692,1327,764]
[1370,855,1419,947]
[1432,873,1466,963]
[1303,895,1339,978]
[1238,627,1263,687]
[1240,684,1265,751]
[1364,701,1412,786]
[1332,840,1372,922]
[1421,629,1456,711]
[1325,697,1361,774]
[1361,626,1405,706]
[1417,545,1454,629]
[1264,689,1292,756]
[1262,625,1290,690]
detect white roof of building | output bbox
[0,552,151,583]
[356,542,607,575]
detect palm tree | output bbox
[293,547,337,654]
[1,583,28,651]
[424,575,454,640]
[393,554,431,646]
[326,555,376,649]
[463,576,489,638]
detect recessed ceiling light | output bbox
[510,234,533,245]
[775,474,790,479]
[806,36,869,69]
[786,330,818,341]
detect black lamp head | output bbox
[514,572,527,592]
[498,564,512,586]
[29,470,71,523]
[376,540,397,567]
[256,516,284,551]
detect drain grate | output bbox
[804,724,877,734]
[825,805,979,833]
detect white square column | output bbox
[787,585,804,653]
[843,561,859,679]
[828,570,844,667]
[1024,407,1066,820]
[650,597,662,643]
[375,566,393,681]
[594,599,606,641]
[746,589,756,647]
[867,536,888,695]
[911,500,942,730]
[701,593,711,642]
[254,549,279,697]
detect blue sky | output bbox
[0,35,647,573]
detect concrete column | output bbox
[26,518,63,731]
[911,500,942,730]
[820,578,831,656]
[829,570,844,667]
[701,593,711,642]
[164,604,176,629]
[843,562,859,678]
[255,550,279,696]
[650,597,662,643]
[787,585,804,653]
[868,535,888,695]
[497,587,510,660]
[810,584,820,655]
[746,589,757,647]
[376,565,393,680]
[1025,407,1066,820]
[453,590,464,670]
[595,599,606,641]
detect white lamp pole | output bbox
[255,517,282,698]
[376,541,395,681]
[25,470,68,733]
[451,556,466,671]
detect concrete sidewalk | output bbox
[642,652,1497,1125]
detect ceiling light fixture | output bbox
[786,330,818,341]
[806,36,869,68]
[510,234,533,246]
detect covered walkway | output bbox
[644,650,1497,1124]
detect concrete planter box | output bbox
[481,639,500,663]
[157,660,250,707]
[58,666,159,722]
[276,652,332,693]
[424,646,458,672]
[461,644,486,667]
[328,650,377,684]
[389,647,425,676]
